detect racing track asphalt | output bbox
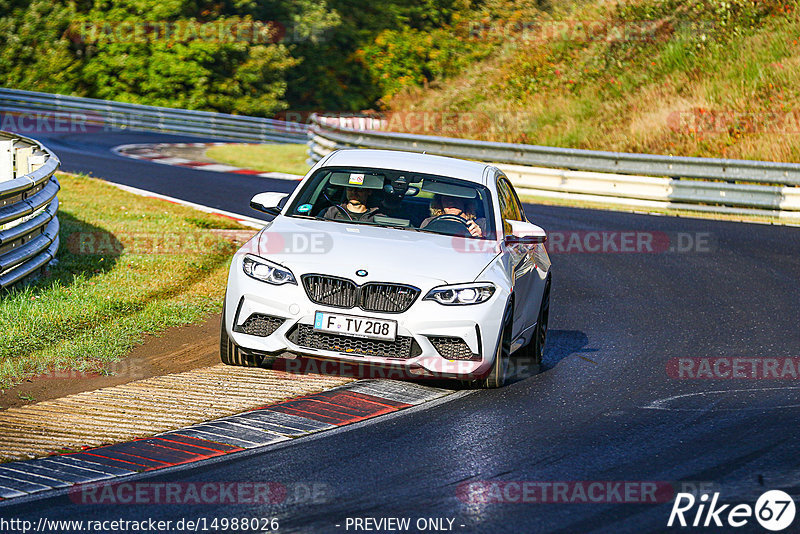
[32,130,297,220]
[2,130,800,532]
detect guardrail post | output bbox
[104,102,113,130]
[13,141,32,179]
[28,152,47,173]
[0,140,12,182]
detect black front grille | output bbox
[290,324,421,359]
[302,274,420,313]
[428,336,480,361]
[235,313,284,337]
[360,283,419,313]
[302,275,358,308]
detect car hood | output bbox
[246,216,499,287]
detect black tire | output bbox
[220,304,262,367]
[519,275,551,365]
[480,307,512,389]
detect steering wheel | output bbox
[320,189,354,221]
[423,214,472,237]
[331,204,354,221]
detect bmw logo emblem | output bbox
[356,269,368,277]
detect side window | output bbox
[506,180,526,222]
[496,177,522,235]
[496,181,510,236]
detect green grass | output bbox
[0,173,246,388]
[205,143,311,176]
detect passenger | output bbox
[420,194,486,237]
[323,187,383,222]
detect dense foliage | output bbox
[0,0,517,113]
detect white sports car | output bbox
[221,149,551,387]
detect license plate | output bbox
[314,311,397,341]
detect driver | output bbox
[322,187,383,222]
[420,194,486,237]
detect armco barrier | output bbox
[3,89,798,220]
[0,87,308,143]
[308,115,800,220]
[0,131,60,290]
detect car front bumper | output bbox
[225,259,510,381]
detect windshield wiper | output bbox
[290,214,328,221]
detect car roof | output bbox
[322,149,492,185]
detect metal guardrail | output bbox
[0,131,60,290]
[309,115,800,185]
[3,89,798,221]
[0,88,309,144]
[308,115,800,220]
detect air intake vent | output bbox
[289,324,421,359]
[235,314,284,337]
[428,336,480,361]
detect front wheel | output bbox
[518,275,550,365]
[479,308,512,389]
[220,304,262,367]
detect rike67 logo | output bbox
[668,490,796,531]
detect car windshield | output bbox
[286,167,496,239]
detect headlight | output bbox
[242,255,296,285]
[424,283,495,305]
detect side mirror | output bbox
[250,192,289,216]
[505,220,547,244]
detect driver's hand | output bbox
[466,220,483,237]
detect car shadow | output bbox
[540,329,596,371]
[505,329,597,385]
